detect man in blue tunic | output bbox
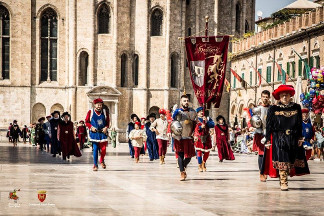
[145,113,159,161]
[85,98,110,171]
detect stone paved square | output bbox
[0,142,324,216]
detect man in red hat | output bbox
[85,98,110,171]
[263,85,310,191]
[150,108,170,165]
[77,120,87,150]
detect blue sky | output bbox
[255,0,296,20]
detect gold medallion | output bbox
[184,120,191,125]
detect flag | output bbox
[274,62,287,84]
[224,78,231,92]
[185,36,230,108]
[231,68,247,89]
[230,68,242,82]
[293,49,311,78]
[251,65,262,87]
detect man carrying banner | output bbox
[172,95,197,181]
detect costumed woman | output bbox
[214,115,235,162]
[262,85,310,191]
[194,107,215,172]
[58,112,82,160]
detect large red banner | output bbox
[185,36,229,108]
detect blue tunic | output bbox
[89,109,108,142]
[302,121,313,147]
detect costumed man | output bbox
[145,113,159,161]
[77,120,87,150]
[50,111,62,157]
[194,107,215,172]
[129,122,147,163]
[58,112,81,160]
[35,117,46,151]
[21,125,29,144]
[10,124,20,147]
[150,109,170,165]
[263,85,310,191]
[214,115,235,162]
[126,114,139,158]
[251,90,270,182]
[7,123,12,142]
[140,117,147,151]
[172,95,197,181]
[85,98,110,171]
[44,115,52,152]
[301,108,314,160]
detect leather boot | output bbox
[279,170,288,191]
[202,161,207,172]
[93,165,98,171]
[260,174,266,182]
[135,158,139,163]
[198,164,203,172]
[159,156,163,165]
[101,162,106,169]
[180,171,186,181]
[162,155,166,164]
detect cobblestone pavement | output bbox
[0,142,324,216]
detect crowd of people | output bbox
[126,94,235,181]
[5,84,322,191]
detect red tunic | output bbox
[194,122,212,152]
[214,124,235,161]
[253,133,265,155]
[58,121,81,157]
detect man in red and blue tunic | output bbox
[85,98,110,171]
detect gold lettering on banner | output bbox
[274,110,298,117]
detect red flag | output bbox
[230,68,242,82]
[185,36,229,108]
[250,65,262,87]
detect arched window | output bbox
[133,54,139,86]
[0,6,10,80]
[245,20,249,33]
[151,9,163,36]
[121,53,127,87]
[98,4,110,34]
[41,8,58,82]
[171,53,178,88]
[79,51,89,86]
[235,4,241,33]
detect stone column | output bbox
[112,0,118,88]
[68,0,77,120]
[89,0,95,86]
[164,0,171,109]
[114,101,119,129]
[134,0,149,115]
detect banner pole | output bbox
[203,15,209,118]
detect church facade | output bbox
[0,0,254,140]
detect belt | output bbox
[275,129,296,135]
